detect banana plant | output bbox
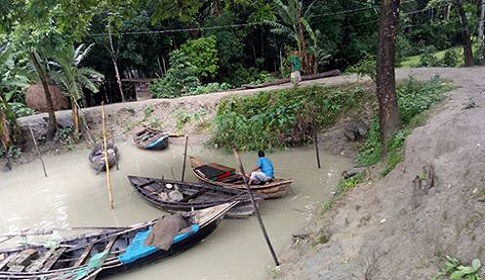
[49,43,104,136]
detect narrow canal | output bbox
[0,139,352,279]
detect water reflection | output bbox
[0,139,352,279]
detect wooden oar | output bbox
[232,148,280,266]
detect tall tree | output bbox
[376,0,401,158]
[0,1,102,139]
[478,0,485,64]
[455,0,474,66]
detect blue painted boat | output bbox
[0,202,237,279]
[133,128,169,150]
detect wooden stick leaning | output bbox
[181,135,188,181]
[101,103,114,209]
[232,148,280,266]
[29,126,48,177]
[314,126,321,169]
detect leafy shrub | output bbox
[247,71,275,86]
[432,256,481,280]
[210,85,366,151]
[149,50,200,99]
[189,82,232,95]
[0,145,22,160]
[9,102,34,117]
[397,75,452,125]
[346,54,376,82]
[381,129,408,176]
[180,36,219,80]
[356,119,381,166]
[419,46,440,67]
[54,126,77,149]
[441,49,459,67]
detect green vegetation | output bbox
[400,44,479,68]
[174,110,209,132]
[432,256,481,280]
[210,84,366,151]
[356,76,453,171]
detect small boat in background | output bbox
[0,202,237,279]
[127,175,265,218]
[133,128,169,150]
[189,156,293,199]
[88,143,119,174]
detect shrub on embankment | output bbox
[210,84,367,152]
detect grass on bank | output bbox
[400,44,479,68]
[210,84,368,152]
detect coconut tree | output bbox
[266,0,317,74]
[50,43,104,136]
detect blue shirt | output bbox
[257,157,274,178]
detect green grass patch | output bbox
[356,75,453,171]
[400,44,479,68]
[210,84,367,151]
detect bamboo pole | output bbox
[29,126,48,177]
[314,127,321,169]
[232,148,280,266]
[181,135,188,181]
[101,103,114,209]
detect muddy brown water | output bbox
[0,140,352,279]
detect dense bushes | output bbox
[210,85,366,151]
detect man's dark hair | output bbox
[258,150,265,157]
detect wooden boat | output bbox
[0,202,237,279]
[189,157,293,199]
[128,175,265,218]
[133,128,169,150]
[88,143,119,174]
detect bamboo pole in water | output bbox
[181,135,188,181]
[29,126,48,177]
[232,148,280,266]
[101,103,114,209]
[314,127,321,169]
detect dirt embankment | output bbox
[9,73,369,166]
[273,67,485,279]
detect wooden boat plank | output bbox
[74,244,94,267]
[9,249,38,267]
[0,253,18,271]
[40,247,67,272]
[26,248,56,272]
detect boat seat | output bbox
[0,254,17,271]
[74,244,94,267]
[40,247,67,272]
[25,248,56,272]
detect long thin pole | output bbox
[314,127,321,169]
[181,135,189,181]
[101,103,114,209]
[29,126,47,177]
[232,148,280,266]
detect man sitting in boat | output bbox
[248,150,274,185]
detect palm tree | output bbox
[50,43,104,136]
[266,0,317,74]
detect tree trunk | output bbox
[376,0,401,159]
[455,0,474,67]
[108,29,125,103]
[297,11,309,74]
[30,52,57,140]
[479,0,485,65]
